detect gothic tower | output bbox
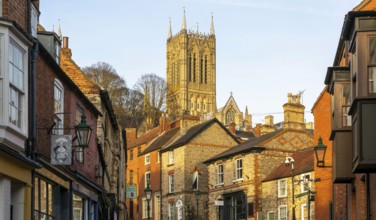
[166,10,217,116]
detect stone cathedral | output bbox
[166,11,217,116]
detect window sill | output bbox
[232,178,243,184]
[278,195,287,198]
[215,183,224,188]
[167,163,175,167]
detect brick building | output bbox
[0,0,41,219]
[204,94,313,220]
[60,36,126,219]
[160,117,239,220]
[262,148,315,220]
[321,0,376,219]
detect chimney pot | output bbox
[63,36,69,48]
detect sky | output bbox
[40,0,360,126]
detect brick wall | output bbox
[312,89,334,219]
[2,0,28,31]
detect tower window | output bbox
[193,53,196,82]
[205,55,208,84]
[189,55,192,82]
[200,56,203,83]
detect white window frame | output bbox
[301,203,307,220]
[267,211,276,220]
[168,202,175,220]
[217,164,224,185]
[278,179,287,198]
[233,158,243,182]
[53,79,64,135]
[145,171,150,187]
[142,197,153,219]
[30,3,38,38]
[168,150,174,165]
[8,39,27,131]
[73,207,82,220]
[168,174,174,193]
[145,154,150,165]
[278,205,287,220]
[300,173,311,193]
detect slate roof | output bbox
[140,127,180,156]
[127,127,160,149]
[204,129,284,163]
[160,118,240,153]
[235,130,256,140]
[263,148,314,182]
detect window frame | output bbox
[53,79,64,135]
[234,158,243,181]
[168,150,174,165]
[278,179,287,198]
[130,149,134,160]
[145,153,150,165]
[145,171,151,188]
[278,205,287,220]
[168,174,174,193]
[368,36,376,94]
[267,211,276,220]
[168,202,175,220]
[142,197,153,219]
[300,173,312,193]
[217,163,224,185]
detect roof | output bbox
[100,90,118,130]
[140,127,180,155]
[235,130,256,140]
[311,86,329,112]
[204,129,283,163]
[160,118,240,153]
[127,127,160,149]
[263,148,314,182]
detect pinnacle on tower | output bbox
[168,18,172,39]
[57,19,62,40]
[210,13,215,35]
[182,7,187,30]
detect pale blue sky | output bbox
[40,0,360,126]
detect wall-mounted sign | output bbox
[214,200,224,206]
[126,185,137,199]
[51,135,72,165]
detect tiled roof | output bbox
[204,129,284,163]
[160,118,240,152]
[140,127,180,155]
[263,148,314,182]
[127,127,160,149]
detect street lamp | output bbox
[195,190,201,220]
[74,114,93,147]
[314,137,327,167]
[285,156,296,220]
[144,183,152,220]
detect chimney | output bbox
[63,36,69,48]
[265,115,274,126]
[283,93,306,130]
[253,123,261,137]
[228,122,236,135]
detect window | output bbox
[75,106,84,163]
[53,79,64,135]
[200,56,203,83]
[138,147,142,156]
[341,83,351,126]
[9,41,25,128]
[168,202,175,220]
[157,152,160,163]
[230,194,246,219]
[142,198,153,219]
[73,208,82,220]
[193,53,196,82]
[145,171,150,187]
[204,55,208,84]
[368,36,376,93]
[189,55,192,81]
[300,173,311,193]
[226,109,235,125]
[130,170,134,184]
[301,204,308,220]
[145,154,150,165]
[34,177,55,219]
[278,179,287,198]
[30,4,38,37]
[234,159,243,180]
[130,149,134,160]
[168,174,174,193]
[267,211,276,220]
[278,205,287,220]
[168,150,174,165]
[217,164,224,185]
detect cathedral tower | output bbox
[166,10,217,116]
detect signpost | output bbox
[126,185,137,199]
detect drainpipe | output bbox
[366,173,370,220]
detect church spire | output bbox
[57,19,62,40]
[210,13,215,35]
[168,17,172,39]
[182,7,187,30]
[245,106,249,117]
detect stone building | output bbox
[166,10,217,116]
[204,94,313,220]
[262,148,315,220]
[216,94,252,130]
[159,117,240,220]
[60,36,126,219]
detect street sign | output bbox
[126,185,137,199]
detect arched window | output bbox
[193,53,196,82]
[189,54,192,81]
[200,56,203,83]
[226,109,235,125]
[205,55,208,84]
